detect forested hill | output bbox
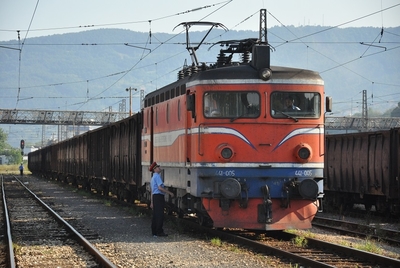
[1,26,399,115]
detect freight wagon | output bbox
[324,128,400,215]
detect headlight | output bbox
[294,143,312,163]
[298,147,311,159]
[259,68,272,81]
[221,147,233,159]
[216,144,235,161]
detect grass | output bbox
[210,237,222,247]
[209,237,239,252]
[354,239,382,254]
[292,235,308,247]
[290,228,388,256]
[338,237,383,255]
[0,164,31,175]
[13,243,22,253]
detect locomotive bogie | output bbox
[204,198,318,230]
[195,170,323,230]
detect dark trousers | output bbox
[151,194,165,235]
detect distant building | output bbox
[66,125,93,139]
[0,155,9,165]
[391,102,400,117]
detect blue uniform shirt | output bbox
[151,172,165,195]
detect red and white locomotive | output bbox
[29,12,332,231]
[141,19,331,230]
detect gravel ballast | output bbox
[25,176,278,267]
[22,175,400,267]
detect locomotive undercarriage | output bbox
[137,175,322,228]
[138,183,213,225]
[32,170,320,229]
[199,176,321,225]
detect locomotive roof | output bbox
[190,64,323,83]
[144,64,323,101]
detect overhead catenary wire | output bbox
[76,0,235,110]
[1,1,399,114]
[1,2,399,147]
[16,0,40,108]
[4,1,235,112]
[0,1,231,37]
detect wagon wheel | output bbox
[343,200,354,211]
[375,198,389,214]
[338,195,352,213]
[364,201,373,212]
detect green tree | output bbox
[7,148,23,164]
[0,128,7,151]
[0,128,22,164]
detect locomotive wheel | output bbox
[175,209,184,218]
[164,206,173,215]
[196,212,212,226]
[197,213,206,226]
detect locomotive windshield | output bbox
[271,92,321,119]
[204,92,260,118]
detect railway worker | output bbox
[284,96,300,111]
[149,161,174,237]
[19,163,24,176]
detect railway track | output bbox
[0,177,8,268]
[176,215,400,267]
[313,215,400,245]
[6,173,398,267]
[0,175,117,268]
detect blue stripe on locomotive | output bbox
[193,166,323,198]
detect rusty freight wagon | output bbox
[324,128,400,215]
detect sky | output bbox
[1,0,400,42]
[1,0,400,148]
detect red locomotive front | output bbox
[141,36,330,230]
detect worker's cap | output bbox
[149,162,160,172]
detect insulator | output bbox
[184,67,192,77]
[217,51,227,67]
[191,65,198,74]
[178,70,184,80]
[242,51,250,63]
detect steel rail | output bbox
[172,214,400,267]
[313,215,400,245]
[177,216,336,268]
[12,176,117,268]
[1,175,16,268]
[305,235,400,267]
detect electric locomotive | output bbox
[141,19,332,230]
[28,11,332,231]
